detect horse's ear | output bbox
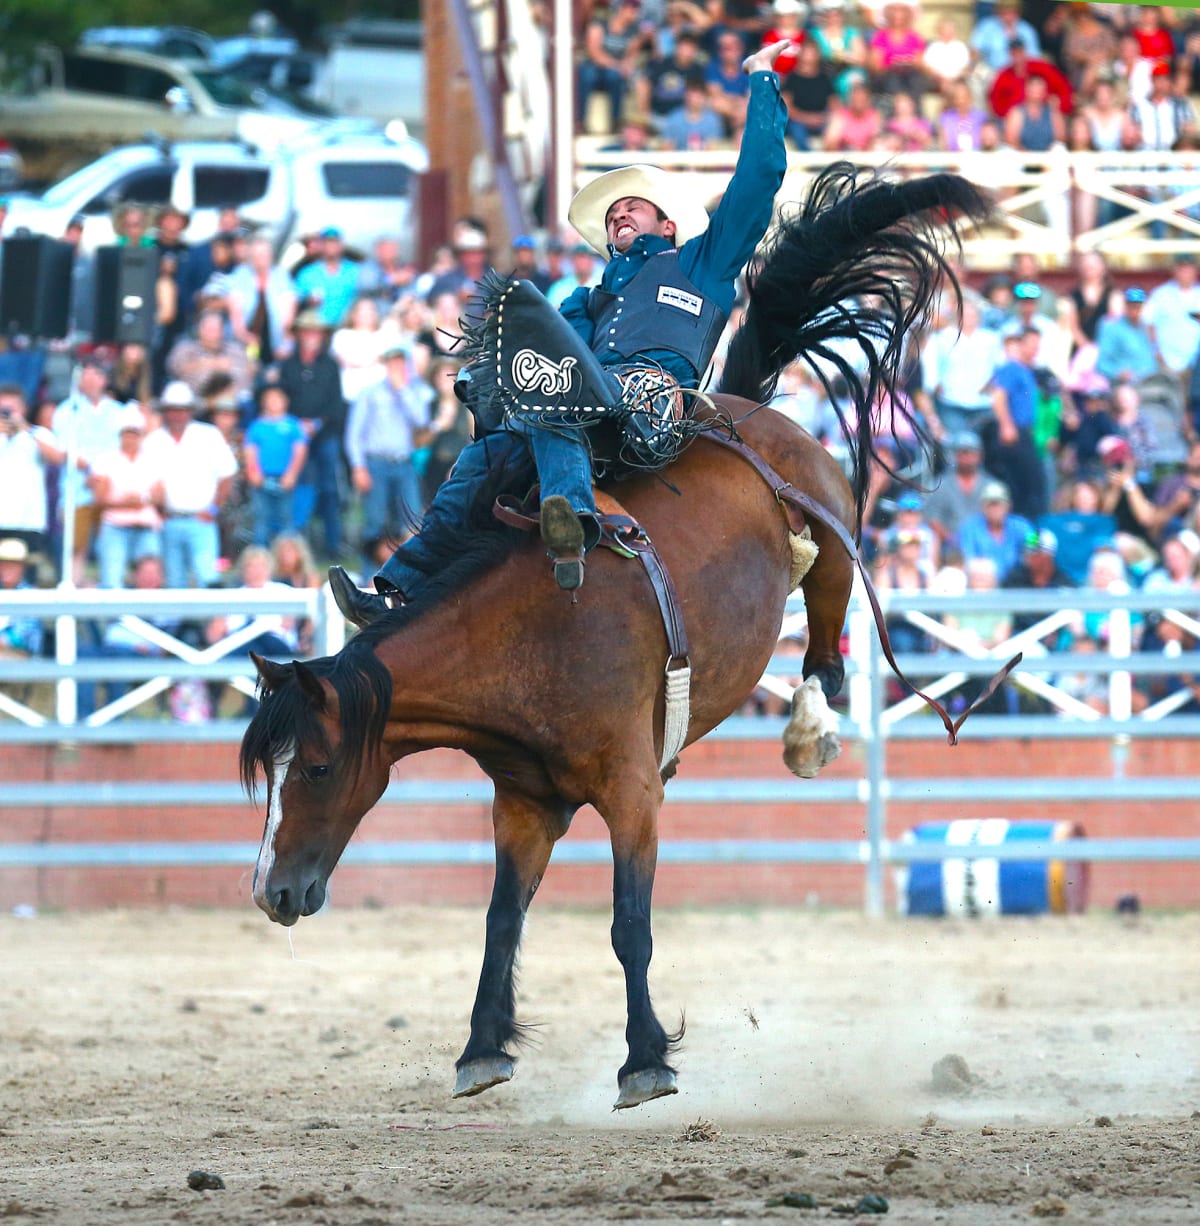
[251,651,291,693]
[292,660,326,710]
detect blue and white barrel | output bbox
[897,819,1088,917]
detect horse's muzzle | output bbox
[256,877,327,926]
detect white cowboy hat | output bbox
[568,164,711,256]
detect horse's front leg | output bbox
[453,785,564,1098]
[598,770,679,1110]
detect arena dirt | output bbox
[3,906,1197,1224]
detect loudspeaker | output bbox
[92,245,157,345]
[0,235,74,338]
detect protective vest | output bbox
[587,251,728,380]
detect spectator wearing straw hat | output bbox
[0,538,43,665]
[142,381,238,589]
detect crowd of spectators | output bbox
[765,236,1200,717]
[0,203,570,719]
[577,0,1200,169]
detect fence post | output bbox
[1108,602,1133,722]
[863,609,886,919]
[54,611,78,725]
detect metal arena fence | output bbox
[1,583,1198,916]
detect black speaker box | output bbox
[93,245,158,345]
[0,235,74,338]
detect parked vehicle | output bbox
[78,26,216,62]
[1,129,429,258]
[310,19,424,134]
[0,45,332,172]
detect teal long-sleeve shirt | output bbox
[559,71,788,386]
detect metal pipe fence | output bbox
[1,584,1198,913]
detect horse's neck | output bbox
[373,615,508,756]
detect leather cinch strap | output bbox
[701,432,1022,745]
[495,491,691,770]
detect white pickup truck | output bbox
[3,129,429,259]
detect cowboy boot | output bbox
[539,495,586,591]
[328,566,403,628]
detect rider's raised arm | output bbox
[677,39,791,296]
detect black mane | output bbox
[240,435,536,796]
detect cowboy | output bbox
[330,38,792,626]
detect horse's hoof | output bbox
[452,1057,514,1098]
[613,1068,678,1110]
[783,677,842,778]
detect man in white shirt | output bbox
[1145,253,1200,377]
[141,381,238,588]
[921,298,1003,437]
[0,383,65,563]
[51,356,124,582]
[1131,62,1190,154]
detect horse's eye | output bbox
[308,765,330,780]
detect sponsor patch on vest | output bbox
[656,285,703,316]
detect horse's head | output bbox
[241,649,393,926]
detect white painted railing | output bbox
[573,147,1200,266]
[2,583,1198,735]
[0,587,344,729]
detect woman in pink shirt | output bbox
[823,80,883,152]
[869,1,929,101]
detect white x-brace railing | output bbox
[2,584,1198,734]
[760,581,1200,733]
[573,147,1200,265]
[0,587,344,728]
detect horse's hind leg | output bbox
[453,786,563,1098]
[784,529,852,778]
[596,768,679,1110]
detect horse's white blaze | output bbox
[782,676,841,779]
[252,750,294,908]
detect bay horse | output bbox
[241,166,990,1109]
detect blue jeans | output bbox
[294,432,344,555]
[249,481,296,547]
[362,455,425,547]
[787,121,812,151]
[162,516,220,589]
[577,61,625,126]
[376,425,595,597]
[95,522,161,589]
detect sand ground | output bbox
[2,905,1198,1224]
